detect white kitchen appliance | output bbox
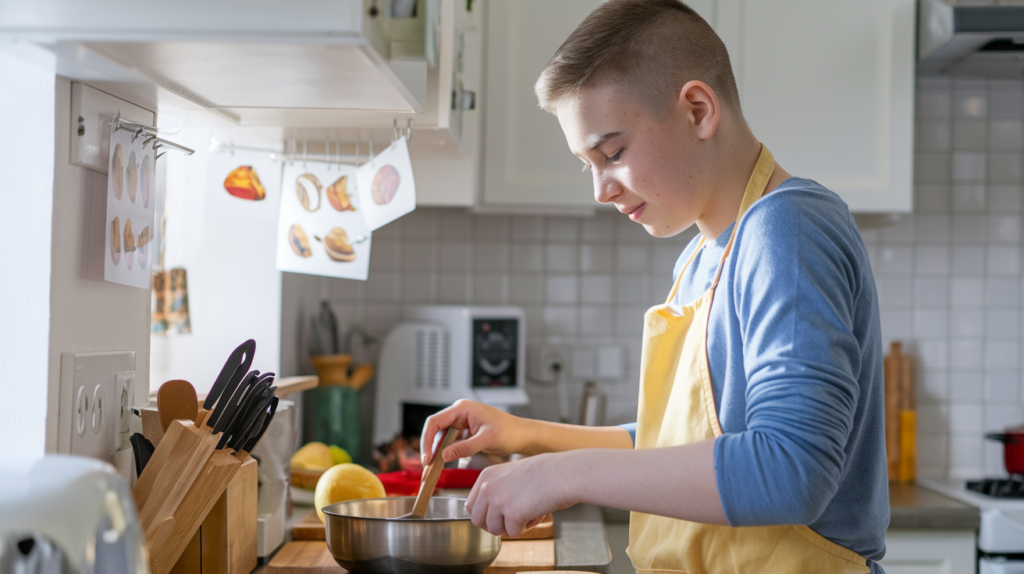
[0,454,147,574]
[919,476,1024,573]
[373,305,529,445]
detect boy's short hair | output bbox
[534,0,741,119]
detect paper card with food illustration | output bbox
[207,148,282,222]
[104,114,156,289]
[354,135,416,231]
[276,161,372,280]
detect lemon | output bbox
[291,441,333,470]
[314,463,386,523]
[329,445,352,465]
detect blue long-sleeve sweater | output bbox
[621,178,889,569]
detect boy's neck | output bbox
[695,128,791,241]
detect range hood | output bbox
[919,0,1024,77]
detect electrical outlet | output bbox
[527,343,570,382]
[59,352,136,462]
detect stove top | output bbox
[967,476,1024,498]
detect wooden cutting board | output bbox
[291,510,554,541]
[266,540,555,574]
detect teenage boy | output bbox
[420,1,888,572]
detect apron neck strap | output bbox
[662,144,775,303]
[709,143,775,290]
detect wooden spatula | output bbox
[401,427,459,519]
[157,380,198,433]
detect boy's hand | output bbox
[420,399,524,466]
[465,452,578,537]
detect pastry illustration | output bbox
[138,226,150,270]
[141,155,151,208]
[326,175,356,212]
[288,224,313,258]
[111,144,124,200]
[371,164,400,205]
[124,218,136,270]
[321,227,356,262]
[126,151,138,204]
[224,165,266,201]
[110,216,121,265]
[296,173,322,212]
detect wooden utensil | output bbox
[158,380,198,433]
[402,427,459,519]
[898,351,916,483]
[884,342,902,481]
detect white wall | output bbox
[46,77,154,455]
[0,52,54,455]
[150,120,282,394]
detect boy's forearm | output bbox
[516,418,634,456]
[563,438,728,525]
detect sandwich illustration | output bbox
[371,164,400,205]
[289,224,313,258]
[138,226,151,270]
[110,216,121,265]
[124,218,136,269]
[326,175,356,212]
[111,144,124,200]
[224,165,266,201]
[296,173,322,212]
[126,151,138,204]
[321,227,356,262]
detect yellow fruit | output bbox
[329,445,352,465]
[314,464,386,523]
[291,442,333,470]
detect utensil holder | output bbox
[302,385,362,463]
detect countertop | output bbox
[253,502,612,573]
[602,483,980,531]
[888,483,980,530]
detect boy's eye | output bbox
[607,149,624,163]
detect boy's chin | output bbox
[643,220,692,239]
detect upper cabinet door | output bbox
[482,0,603,208]
[717,0,915,212]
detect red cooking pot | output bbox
[986,426,1024,475]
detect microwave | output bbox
[373,305,529,445]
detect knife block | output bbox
[169,457,258,574]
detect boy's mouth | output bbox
[622,203,645,221]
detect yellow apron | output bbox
[626,145,871,574]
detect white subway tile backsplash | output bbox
[990,152,1023,181]
[950,436,983,475]
[952,309,985,338]
[510,275,544,304]
[402,210,439,238]
[953,152,987,181]
[952,185,986,212]
[616,244,651,273]
[986,404,1023,431]
[917,88,952,118]
[880,277,914,306]
[580,274,613,304]
[511,243,544,272]
[580,214,615,242]
[987,245,1022,275]
[916,277,951,306]
[365,271,400,301]
[951,245,986,274]
[915,153,951,182]
[990,87,1024,118]
[473,273,508,304]
[402,272,436,303]
[951,340,985,369]
[914,215,951,242]
[953,121,986,149]
[437,273,471,304]
[543,305,577,336]
[474,242,508,271]
[579,244,614,273]
[401,242,437,270]
[914,245,951,274]
[579,306,613,337]
[438,210,473,239]
[914,310,949,338]
[915,184,952,212]
[878,246,914,274]
[955,90,988,117]
[919,369,950,401]
[616,275,653,305]
[950,403,984,434]
[917,121,952,150]
[951,277,986,303]
[546,244,577,272]
[986,310,1021,338]
[545,218,579,242]
[953,214,986,241]
[986,373,1020,402]
[546,275,578,304]
[989,184,1023,213]
[918,435,948,469]
[990,119,1023,149]
[473,216,509,241]
[438,241,472,271]
[511,216,544,241]
[987,216,1022,242]
[985,340,1019,370]
[370,240,401,269]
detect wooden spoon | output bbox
[401,427,459,519]
[157,380,199,433]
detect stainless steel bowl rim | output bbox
[322,496,473,522]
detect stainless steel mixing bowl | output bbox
[322,497,502,574]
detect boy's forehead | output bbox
[556,85,645,154]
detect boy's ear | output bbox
[678,80,721,141]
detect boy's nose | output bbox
[593,172,620,205]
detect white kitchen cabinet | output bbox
[715,0,915,213]
[879,529,977,574]
[480,0,913,212]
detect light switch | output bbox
[59,351,136,462]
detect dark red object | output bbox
[986,427,1024,475]
[377,469,481,497]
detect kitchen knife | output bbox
[223,389,277,452]
[215,380,273,448]
[212,375,268,437]
[238,396,279,457]
[203,339,255,412]
[207,369,259,433]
